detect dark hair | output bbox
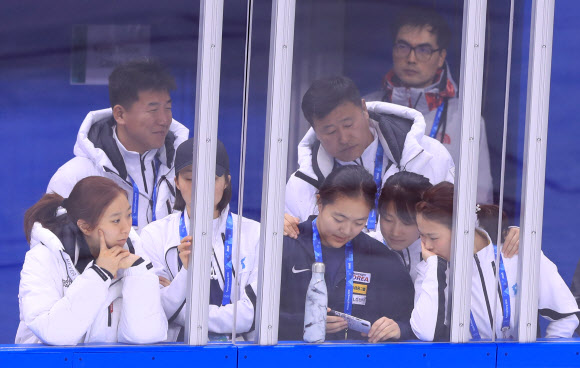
[415,181,454,229]
[301,76,363,126]
[317,165,376,210]
[379,172,433,225]
[174,170,232,215]
[24,177,127,243]
[393,7,451,50]
[477,205,510,244]
[108,59,176,109]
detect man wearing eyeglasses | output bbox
[365,7,493,204]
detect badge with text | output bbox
[353,271,371,284]
[353,294,367,306]
[353,283,367,295]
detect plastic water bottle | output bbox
[303,262,327,343]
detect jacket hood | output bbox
[381,62,457,113]
[73,108,189,179]
[29,222,66,252]
[296,101,428,184]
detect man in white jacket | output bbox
[47,60,189,231]
[284,76,454,236]
[364,7,493,203]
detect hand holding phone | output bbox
[327,309,371,334]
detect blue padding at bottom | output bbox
[0,344,237,368]
[3,341,580,368]
[238,342,497,368]
[497,340,580,368]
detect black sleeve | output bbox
[278,237,305,341]
[433,257,450,342]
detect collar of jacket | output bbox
[295,101,428,184]
[73,109,179,180]
[381,62,457,111]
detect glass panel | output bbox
[279,1,465,344]
[537,1,579,340]
[7,1,200,345]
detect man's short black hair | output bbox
[108,59,176,109]
[301,76,363,126]
[392,7,451,50]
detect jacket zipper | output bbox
[401,149,425,171]
[140,153,149,193]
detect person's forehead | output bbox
[314,101,362,127]
[395,24,439,45]
[136,89,171,103]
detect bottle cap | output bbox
[312,262,325,273]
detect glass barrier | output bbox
[279,0,467,344]
[5,0,200,345]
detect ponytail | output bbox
[23,193,68,243]
[23,176,128,244]
[476,204,509,244]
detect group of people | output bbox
[16,7,579,346]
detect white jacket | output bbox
[47,108,189,231]
[364,64,493,204]
[285,101,455,222]
[411,239,579,341]
[16,222,168,345]
[139,205,260,341]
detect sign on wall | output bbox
[70,24,151,85]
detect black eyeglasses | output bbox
[393,41,442,62]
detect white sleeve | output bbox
[538,253,580,338]
[19,250,111,346]
[138,226,173,281]
[139,225,188,323]
[117,261,168,344]
[411,256,448,341]
[208,264,258,334]
[285,174,317,222]
[476,117,493,204]
[46,158,92,197]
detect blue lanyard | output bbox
[128,157,161,227]
[469,312,481,340]
[178,211,188,270]
[221,212,234,306]
[428,102,445,138]
[469,245,511,340]
[312,218,354,315]
[179,211,233,306]
[366,143,384,231]
[493,244,511,336]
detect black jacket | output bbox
[278,217,416,341]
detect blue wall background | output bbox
[1,0,578,344]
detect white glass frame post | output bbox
[255,0,296,346]
[184,0,224,346]
[516,0,555,343]
[449,0,488,343]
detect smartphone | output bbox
[328,309,371,334]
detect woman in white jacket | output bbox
[412,182,579,341]
[371,171,519,283]
[140,138,260,342]
[16,176,167,345]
